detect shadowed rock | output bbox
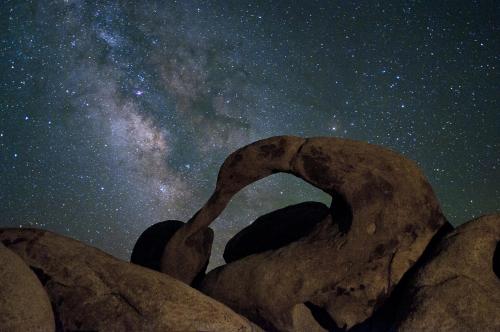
[338,221,455,332]
[131,220,213,287]
[161,136,446,330]
[224,202,330,263]
[393,214,500,331]
[0,228,261,332]
[0,242,55,332]
[132,220,184,271]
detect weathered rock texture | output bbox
[0,228,261,332]
[224,201,330,263]
[339,221,455,332]
[161,136,446,330]
[394,214,500,331]
[131,220,213,286]
[0,242,55,332]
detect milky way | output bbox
[1,1,498,268]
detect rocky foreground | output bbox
[1,136,498,331]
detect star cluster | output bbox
[1,1,498,268]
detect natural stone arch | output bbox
[161,135,446,329]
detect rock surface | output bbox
[224,201,330,263]
[131,220,185,271]
[394,214,500,331]
[0,242,55,332]
[162,136,447,330]
[131,220,213,286]
[0,228,261,332]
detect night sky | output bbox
[1,1,498,268]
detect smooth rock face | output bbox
[0,228,261,332]
[0,242,55,332]
[162,136,446,330]
[223,201,330,263]
[394,214,500,331]
[131,220,213,287]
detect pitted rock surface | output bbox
[161,136,446,330]
[394,214,500,331]
[0,242,55,332]
[0,228,261,332]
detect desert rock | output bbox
[223,201,330,263]
[0,228,260,332]
[394,214,500,331]
[131,220,213,287]
[162,136,446,330]
[132,220,185,271]
[0,242,55,331]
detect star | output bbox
[0,1,497,268]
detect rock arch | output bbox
[161,136,446,329]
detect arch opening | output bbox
[207,173,352,269]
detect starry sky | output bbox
[1,1,498,268]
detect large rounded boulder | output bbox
[0,228,260,332]
[131,220,213,287]
[394,214,500,331]
[131,220,186,271]
[161,136,447,330]
[223,201,330,263]
[0,242,55,331]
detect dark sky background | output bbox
[1,1,498,268]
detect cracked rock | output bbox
[161,136,446,330]
[394,214,500,331]
[0,242,55,331]
[0,228,261,332]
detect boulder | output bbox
[131,220,213,287]
[131,220,185,271]
[0,242,55,331]
[341,221,455,332]
[394,214,500,331]
[223,201,330,263]
[0,228,261,332]
[162,136,446,330]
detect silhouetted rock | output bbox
[0,242,55,331]
[224,201,330,263]
[132,220,184,271]
[162,136,446,330]
[0,228,261,332]
[131,220,213,287]
[393,214,500,331]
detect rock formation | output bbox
[2,136,496,331]
[131,220,213,287]
[161,136,447,330]
[393,214,500,331]
[224,201,330,263]
[0,228,261,332]
[0,242,55,332]
[132,220,185,271]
